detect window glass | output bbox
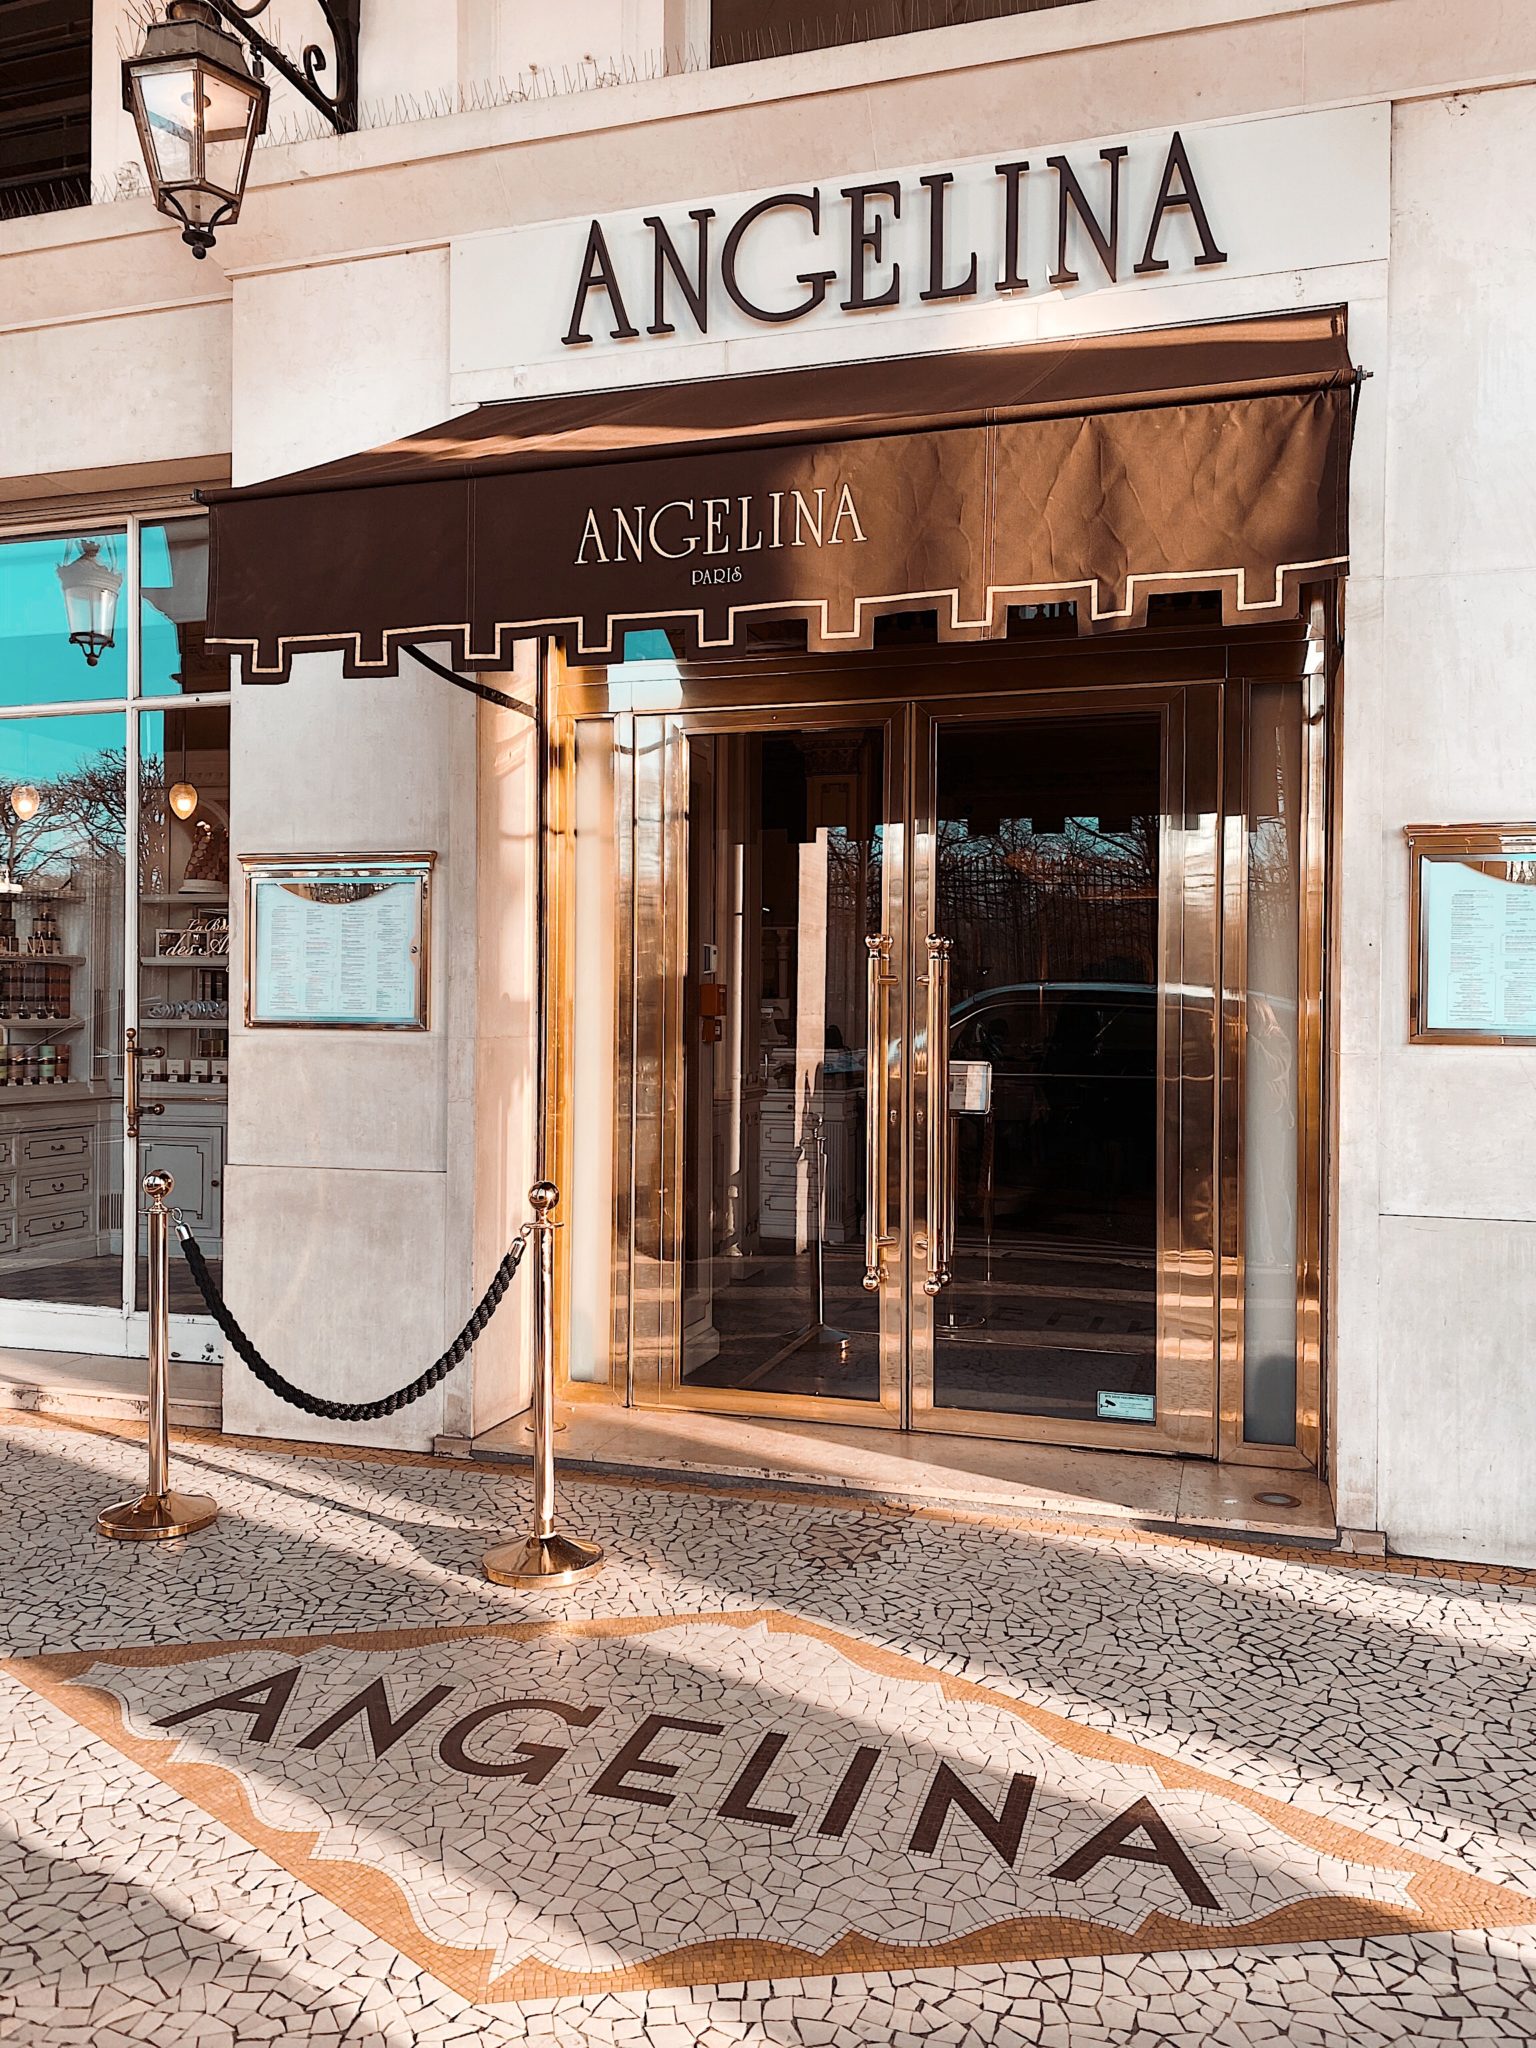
[679,726,886,1402]
[0,532,129,707]
[0,2,92,221]
[140,517,229,696]
[711,0,1082,64]
[1242,683,1302,1446]
[934,716,1161,1426]
[618,629,680,664]
[568,722,617,1384]
[0,714,128,1310]
[136,705,231,1313]
[0,515,229,1339]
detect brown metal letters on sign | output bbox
[557,132,1228,349]
[205,309,1355,680]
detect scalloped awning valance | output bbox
[205,306,1356,681]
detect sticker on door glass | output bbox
[948,1059,992,1114]
[1097,1392,1156,1423]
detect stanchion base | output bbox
[98,1491,218,1542]
[482,1531,604,1588]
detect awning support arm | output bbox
[399,641,534,718]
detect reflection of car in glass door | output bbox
[947,982,1157,1237]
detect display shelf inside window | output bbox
[0,886,99,1097]
[139,795,230,1094]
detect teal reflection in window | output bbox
[140,517,227,697]
[0,534,128,707]
[620,629,679,663]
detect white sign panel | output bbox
[450,103,1388,403]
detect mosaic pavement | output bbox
[1,1414,1535,2042]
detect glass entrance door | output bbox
[663,713,905,1422]
[600,677,1224,1452]
[907,690,1220,1452]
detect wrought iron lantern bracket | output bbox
[204,0,361,134]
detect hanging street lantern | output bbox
[122,1,270,259]
[122,1,359,260]
[56,541,123,668]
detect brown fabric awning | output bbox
[207,307,1356,679]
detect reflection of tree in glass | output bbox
[826,823,883,1048]
[0,750,148,883]
[0,796,57,884]
[1248,818,1297,955]
[826,822,882,916]
[939,813,1158,991]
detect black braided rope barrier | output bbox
[175,1222,529,1422]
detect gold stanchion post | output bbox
[99,1170,217,1542]
[483,1182,602,1587]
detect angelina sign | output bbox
[16,1611,1520,2005]
[558,130,1225,347]
[574,480,868,581]
[449,104,1388,403]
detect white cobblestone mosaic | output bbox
[36,1617,1437,1981]
[0,1416,1534,2042]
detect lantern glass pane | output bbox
[177,181,224,227]
[60,581,103,646]
[202,71,260,198]
[136,64,199,187]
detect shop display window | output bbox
[0,517,229,1345]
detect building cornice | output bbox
[1,0,1533,278]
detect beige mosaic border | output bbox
[11,1408,1536,1589]
[8,1608,1535,2004]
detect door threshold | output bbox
[0,1346,222,1430]
[446,1406,1337,1546]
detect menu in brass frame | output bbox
[1406,825,1536,1045]
[241,852,435,1030]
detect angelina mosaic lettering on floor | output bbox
[9,1609,1530,2004]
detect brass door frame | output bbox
[907,684,1221,1457]
[1215,596,1330,1470]
[549,622,1329,1466]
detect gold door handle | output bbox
[863,934,894,1292]
[125,1026,166,1141]
[924,934,953,1296]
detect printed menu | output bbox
[253,878,421,1025]
[1421,857,1536,1036]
